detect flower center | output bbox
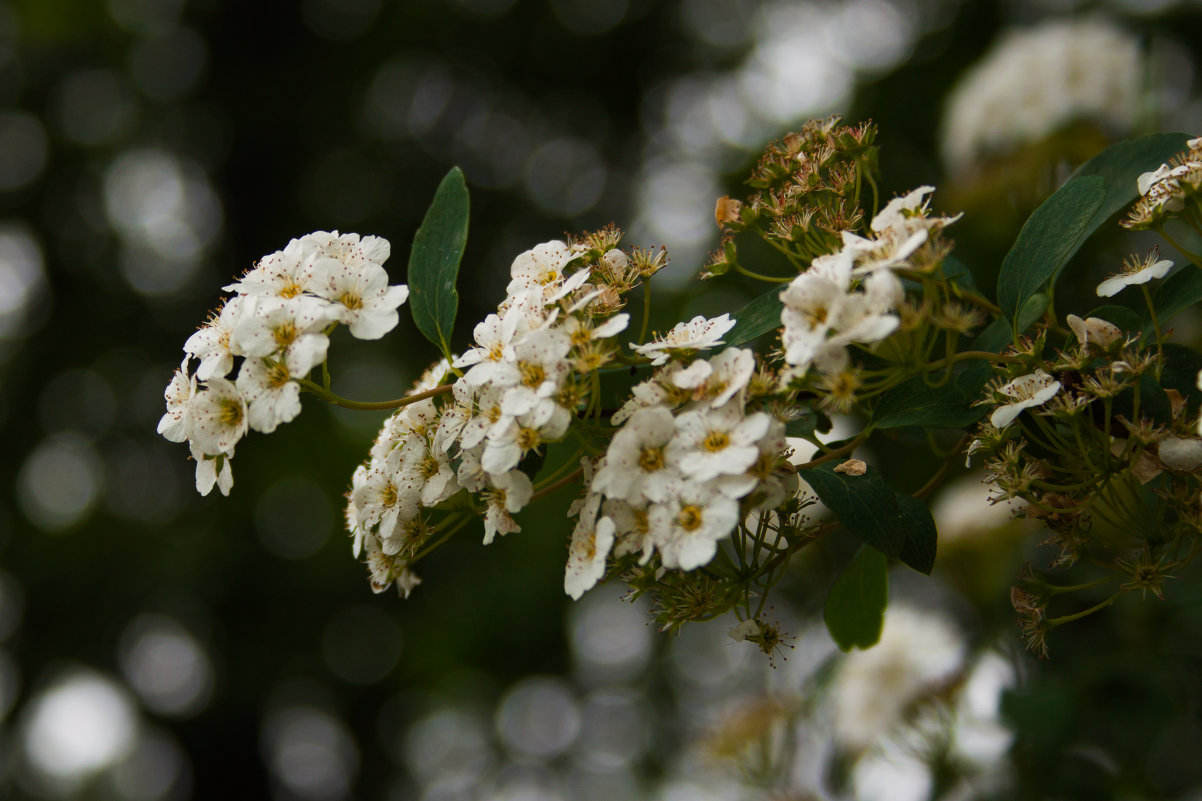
[419,456,441,479]
[488,342,505,362]
[272,322,298,350]
[380,483,398,507]
[340,291,363,311]
[266,362,291,388]
[519,361,546,388]
[278,281,302,299]
[638,446,665,472]
[517,427,540,450]
[677,504,703,531]
[218,397,243,428]
[702,431,730,452]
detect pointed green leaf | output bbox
[997,175,1104,327]
[408,167,469,358]
[824,545,888,651]
[726,285,783,346]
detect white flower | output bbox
[989,369,1061,429]
[365,536,402,594]
[225,237,315,299]
[940,18,1142,173]
[157,359,195,443]
[498,328,571,417]
[604,498,654,562]
[780,271,851,369]
[483,469,533,544]
[631,313,736,365]
[190,443,233,496]
[505,240,582,300]
[666,401,772,484]
[302,252,408,340]
[648,481,741,570]
[1065,314,1122,350]
[697,348,756,408]
[232,296,332,372]
[396,566,421,599]
[564,494,614,600]
[187,378,249,454]
[481,402,571,475]
[1096,255,1172,298]
[183,297,245,381]
[728,618,761,642]
[832,605,966,751]
[455,312,520,383]
[236,332,330,434]
[593,406,682,504]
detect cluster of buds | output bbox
[971,318,1202,652]
[157,232,409,495]
[706,116,878,272]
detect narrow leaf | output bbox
[408,167,469,357]
[824,545,888,651]
[726,286,784,346]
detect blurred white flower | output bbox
[832,605,965,751]
[941,18,1143,173]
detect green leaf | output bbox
[824,545,888,651]
[726,285,783,346]
[1069,132,1192,227]
[970,316,1012,354]
[941,256,984,298]
[1161,343,1202,415]
[997,133,1192,336]
[408,167,469,358]
[894,492,937,575]
[799,464,904,556]
[997,175,1104,328]
[872,374,986,430]
[798,463,937,574]
[1149,265,1202,334]
[784,409,832,439]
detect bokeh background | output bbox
[7,0,1202,799]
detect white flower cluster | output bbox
[563,343,797,599]
[157,231,409,495]
[779,186,957,379]
[347,240,636,595]
[940,18,1142,173]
